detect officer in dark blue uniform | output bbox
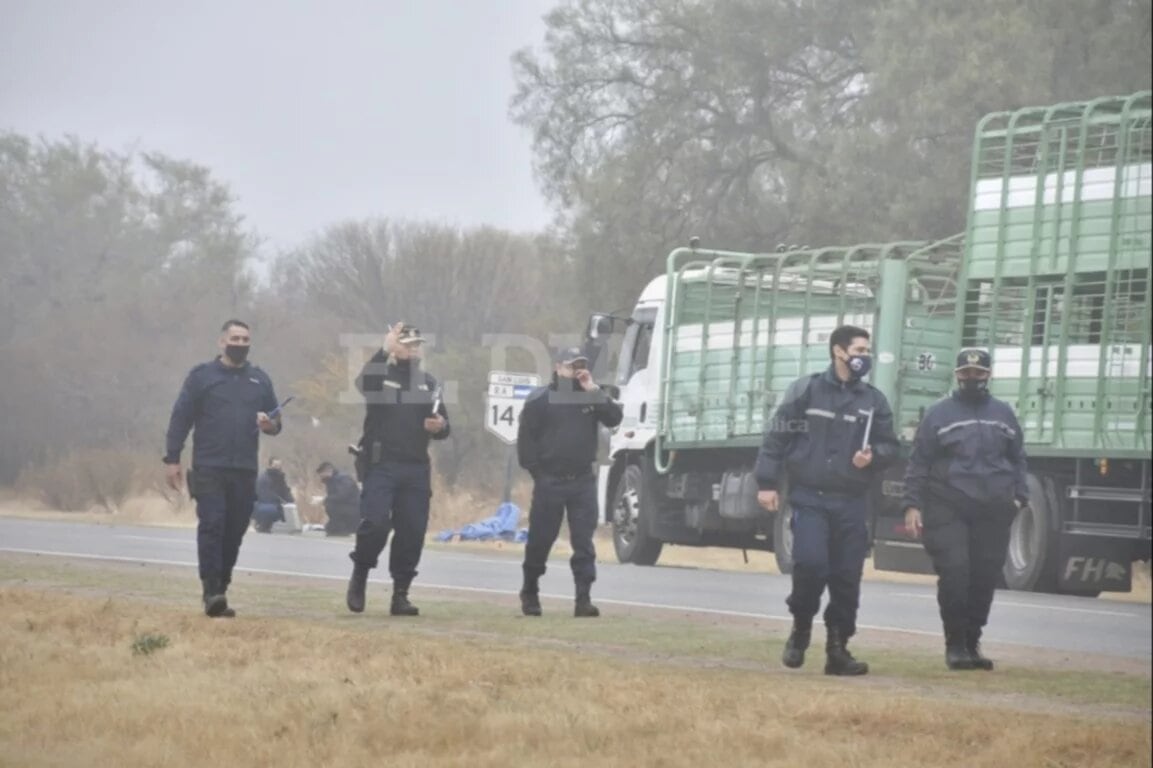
[517,347,622,617]
[902,348,1029,671]
[345,323,450,617]
[164,319,283,617]
[755,324,900,675]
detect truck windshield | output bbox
[617,307,657,386]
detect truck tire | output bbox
[1004,473,1058,593]
[611,461,663,566]
[773,505,794,574]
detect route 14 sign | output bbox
[486,371,541,445]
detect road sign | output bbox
[485,370,540,445]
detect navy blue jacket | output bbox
[755,365,900,494]
[517,375,623,477]
[164,358,282,471]
[357,352,450,464]
[902,389,1029,512]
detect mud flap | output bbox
[1056,534,1132,592]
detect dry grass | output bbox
[0,579,1148,768]
[0,492,194,529]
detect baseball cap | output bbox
[955,348,991,371]
[396,324,425,345]
[554,346,589,365]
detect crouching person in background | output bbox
[316,461,360,537]
[253,456,294,533]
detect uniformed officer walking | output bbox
[755,325,900,675]
[902,348,1029,671]
[164,319,284,617]
[345,323,450,616]
[517,347,623,617]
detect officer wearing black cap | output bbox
[516,346,623,617]
[345,322,450,617]
[902,347,1029,671]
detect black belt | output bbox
[792,485,857,500]
[542,469,592,482]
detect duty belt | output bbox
[543,469,592,482]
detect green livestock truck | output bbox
[585,90,1151,597]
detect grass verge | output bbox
[0,551,1149,768]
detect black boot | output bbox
[217,574,236,618]
[574,582,599,617]
[346,563,369,613]
[520,573,542,616]
[944,623,976,670]
[781,619,812,669]
[390,584,419,616]
[945,636,975,670]
[967,630,994,671]
[824,627,868,676]
[201,576,230,618]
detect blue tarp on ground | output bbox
[435,502,527,543]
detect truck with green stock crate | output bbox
[583,91,1151,596]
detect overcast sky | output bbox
[0,0,557,256]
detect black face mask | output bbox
[846,354,872,380]
[958,378,988,398]
[225,344,250,364]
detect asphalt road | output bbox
[1,516,1149,660]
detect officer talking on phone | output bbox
[516,347,623,617]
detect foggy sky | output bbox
[0,0,557,256]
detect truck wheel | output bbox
[1004,473,1058,592]
[611,461,663,566]
[773,505,794,574]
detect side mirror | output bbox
[581,337,605,373]
[586,313,614,340]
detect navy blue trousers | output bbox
[786,487,869,637]
[191,467,257,586]
[523,473,598,585]
[920,497,1014,641]
[251,501,283,531]
[350,461,431,587]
